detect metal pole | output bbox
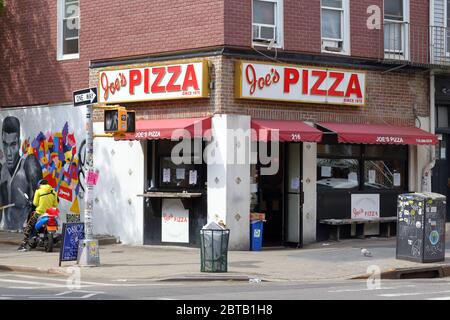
[77,103,100,266]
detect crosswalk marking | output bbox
[379,290,450,298]
[0,273,178,288]
[328,284,416,293]
[426,296,450,300]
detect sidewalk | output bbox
[0,231,449,282]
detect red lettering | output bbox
[302,70,309,95]
[310,70,327,95]
[265,74,271,86]
[144,68,150,94]
[258,77,265,89]
[345,74,363,98]
[166,65,182,92]
[272,68,280,83]
[129,69,142,95]
[100,73,109,101]
[152,67,166,93]
[182,64,199,91]
[328,72,345,97]
[284,68,299,93]
[245,64,257,95]
[120,73,127,87]
[109,82,116,95]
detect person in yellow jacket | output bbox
[18,179,58,251]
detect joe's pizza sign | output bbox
[98,61,209,104]
[235,61,366,106]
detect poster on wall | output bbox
[351,194,380,220]
[161,199,189,243]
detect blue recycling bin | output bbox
[250,220,264,251]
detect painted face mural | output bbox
[0,116,43,230]
[3,132,20,173]
[21,122,85,216]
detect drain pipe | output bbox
[421,71,436,192]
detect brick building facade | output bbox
[0,1,447,249]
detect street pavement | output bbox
[1,271,450,300]
[1,231,450,283]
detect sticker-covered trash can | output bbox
[397,192,446,263]
[200,221,230,272]
[250,213,266,251]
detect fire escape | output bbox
[381,22,450,71]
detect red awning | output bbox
[251,119,323,142]
[317,122,438,145]
[116,117,211,140]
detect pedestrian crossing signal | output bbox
[126,111,135,133]
[104,106,135,133]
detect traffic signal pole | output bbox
[77,103,100,266]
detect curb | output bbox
[0,264,271,282]
[0,264,70,276]
[0,237,119,247]
[157,274,269,282]
[351,265,450,280]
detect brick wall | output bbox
[350,0,383,59]
[90,55,429,127]
[0,0,431,108]
[218,57,429,127]
[284,0,321,53]
[0,0,225,107]
[0,0,89,107]
[89,56,221,122]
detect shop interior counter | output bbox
[137,192,203,198]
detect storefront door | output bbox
[432,133,450,221]
[285,142,302,247]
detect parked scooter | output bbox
[22,193,61,252]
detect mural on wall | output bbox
[0,116,85,230]
[0,116,42,230]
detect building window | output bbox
[57,0,79,60]
[384,0,409,59]
[446,0,450,53]
[153,140,205,191]
[321,0,350,55]
[437,105,450,129]
[252,0,283,48]
[317,144,408,191]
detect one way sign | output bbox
[73,87,98,106]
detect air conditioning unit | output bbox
[322,39,343,52]
[253,24,277,44]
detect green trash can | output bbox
[200,228,230,272]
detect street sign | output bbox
[73,87,98,106]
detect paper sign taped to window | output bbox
[348,172,358,182]
[393,173,401,187]
[321,166,332,177]
[189,170,197,185]
[291,177,300,190]
[176,168,185,180]
[163,168,171,183]
[368,170,376,184]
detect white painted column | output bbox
[302,142,317,244]
[206,114,251,250]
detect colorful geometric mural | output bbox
[21,122,84,215]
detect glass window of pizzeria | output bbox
[316,142,408,240]
[144,138,207,247]
[315,121,438,241]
